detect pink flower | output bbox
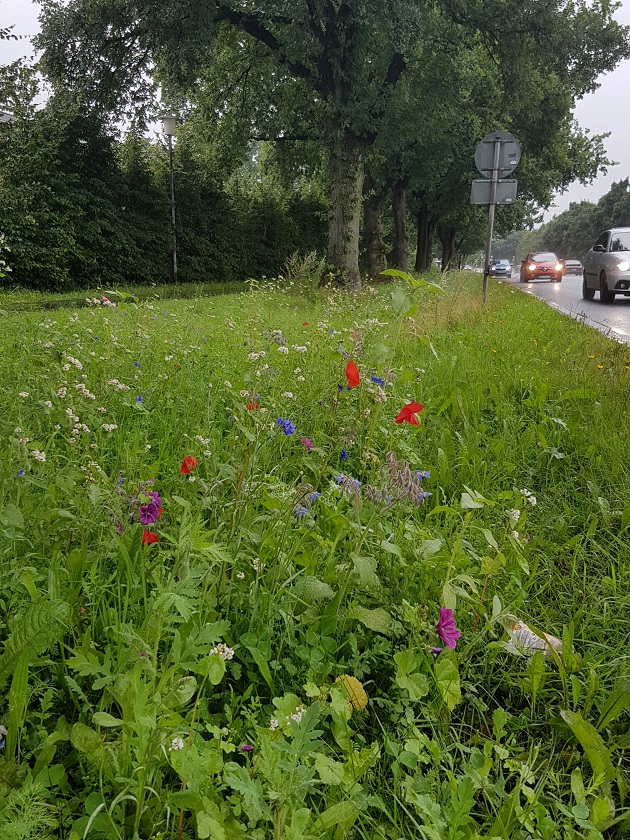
[436,607,460,649]
[300,437,314,450]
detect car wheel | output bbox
[582,274,595,300]
[600,272,615,303]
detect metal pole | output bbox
[168,133,178,283]
[482,136,501,305]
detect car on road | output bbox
[520,252,563,283]
[582,228,630,302]
[489,258,511,278]
[562,259,583,276]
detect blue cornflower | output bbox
[337,384,344,392]
[294,505,309,519]
[276,418,295,435]
[340,449,348,461]
[136,395,143,403]
[371,376,385,386]
[16,470,25,477]
[134,361,141,368]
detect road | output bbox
[506,268,630,345]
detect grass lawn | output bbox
[0,272,629,839]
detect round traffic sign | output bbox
[475,131,521,179]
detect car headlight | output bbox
[555,263,563,271]
[528,263,536,270]
[616,261,630,272]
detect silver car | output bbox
[583,228,630,302]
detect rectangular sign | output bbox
[470,179,518,205]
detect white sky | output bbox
[1,0,630,221]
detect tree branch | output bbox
[215,2,314,83]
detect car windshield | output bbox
[609,233,630,252]
[532,253,557,262]
[565,260,581,265]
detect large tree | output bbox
[34,0,630,287]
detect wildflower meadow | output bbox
[0,272,629,839]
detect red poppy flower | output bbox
[345,360,360,388]
[174,363,181,369]
[246,402,260,410]
[394,401,424,425]
[180,455,199,474]
[142,530,159,545]
[158,507,164,517]
[302,322,309,326]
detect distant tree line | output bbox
[493,179,630,264]
[0,1,629,291]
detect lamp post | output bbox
[162,115,178,283]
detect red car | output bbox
[520,252,563,283]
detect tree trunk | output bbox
[391,180,408,271]
[414,205,434,272]
[324,132,365,290]
[363,177,387,280]
[439,227,457,271]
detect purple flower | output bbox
[16,470,25,477]
[139,503,160,524]
[134,361,141,368]
[307,491,322,504]
[294,505,309,519]
[300,437,314,450]
[239,744,254,753]
[340,449,348,461]
[138,491,162,524]
[136,395,143,403]
[436,607,461,650]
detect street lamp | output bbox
[162,115,178,283]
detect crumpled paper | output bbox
[506,620,563,659]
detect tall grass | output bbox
[0,273,628,838]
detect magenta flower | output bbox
[436,607,460,649]
[300,437,314,450]
[239,743,254,753]
[138,491,163,524]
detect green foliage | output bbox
[0,276,629,835]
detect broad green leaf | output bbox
[70,723,111,776]
[92,712,123,728]
[434,649,461,711]
[312,801,359,831]
[0,503,24,529]
[349,605,395,636]
[397,672,430,701]
[560,710,615,786]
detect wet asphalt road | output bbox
[505,268,630,345]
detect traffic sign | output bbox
[471,179,518,205]
[475,131,520,179]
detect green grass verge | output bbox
[0,273,629,838]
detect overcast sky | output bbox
[2,0,630,220]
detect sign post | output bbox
[472,131,521,304]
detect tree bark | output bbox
[414,205,434,272]
[439,227,457,271]
[363,177,387,280]
[324,132,365,290]
[391,180,408,271]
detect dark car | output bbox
[489,258,511,278]
[520,252,562,283]
[563,259,583,276]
